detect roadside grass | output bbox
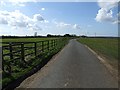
[77,38,118,69]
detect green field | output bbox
[2,37,57,43]
[78,38,118,69]
[1,37,58,47]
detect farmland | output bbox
[78,37,118,69]
[2,37,57,43]
[1,37,69,88]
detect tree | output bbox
[64,34,71,37]
[47,34,52,37]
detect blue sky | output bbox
[0,1,119,36]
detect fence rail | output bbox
[2,38,68,74]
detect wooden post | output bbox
[34,42,37,56]
[55,40,56,46]
[8,43,12,74]
[56,39,58,46]
[50,40,52,50]
[55,40,57,47]
[2,47,4,71]
[42,41,44,52]
[47,40,49,51]
[52,40,54,48]
[9,43,13,60]
[53,40,55,47]
[54,40,56,46]
[21,43,25,62]
[53,40,54,47]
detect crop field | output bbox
[78,38,118,69]
[1,37,69,88]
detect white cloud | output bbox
[0,1,6,6]
[7,10,31,28]
[73,24,80,29]
[0,10,47,31]
[0,0,38,6]
[0,10,80,33]
[56,22,71,28]
[33,14,44,22]
[11,2,25,7]
[0,0,32,7]
[44,20,49,23]
[98,0,118,10]
[29,23,42,31]
[95,0,119,24]
[95,8,114,22]
[113,12,120,24]
[41,8,45,11]
[53,20,80,30]
[0,12,8,24]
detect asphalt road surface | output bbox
[18,39,118,88]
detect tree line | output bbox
[1,34,80,38]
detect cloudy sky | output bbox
[0,0,119,36]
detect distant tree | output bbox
[71,34,77,37]
[64,34,71,37]
[81,35,87,38]
[47,34,52,37]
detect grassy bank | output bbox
[78,38,118,69]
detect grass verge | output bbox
[77,37,118,70]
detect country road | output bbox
[17,39,118,88]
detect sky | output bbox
[0,0,119,36]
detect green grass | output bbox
[78,38,118,69]
[1,37,58,47]
[2,37,57,43]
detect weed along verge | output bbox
[2,38,69,89]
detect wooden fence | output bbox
[2,38,68,74]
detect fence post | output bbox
[53,40,54,47]
[54,40,56,46]
[55,39,57,47]
[7,43,12,74]
[48,40,49,51]
[2,47,4,71]
[9,42,13,60]
[50,40,51,50]
[53,40,55,47]
[42,41,44,52]
[21,43,25,63]
[52,40,54,49]
[52,40,54,48]
[55,39,57,46]
[34,42,37,56]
